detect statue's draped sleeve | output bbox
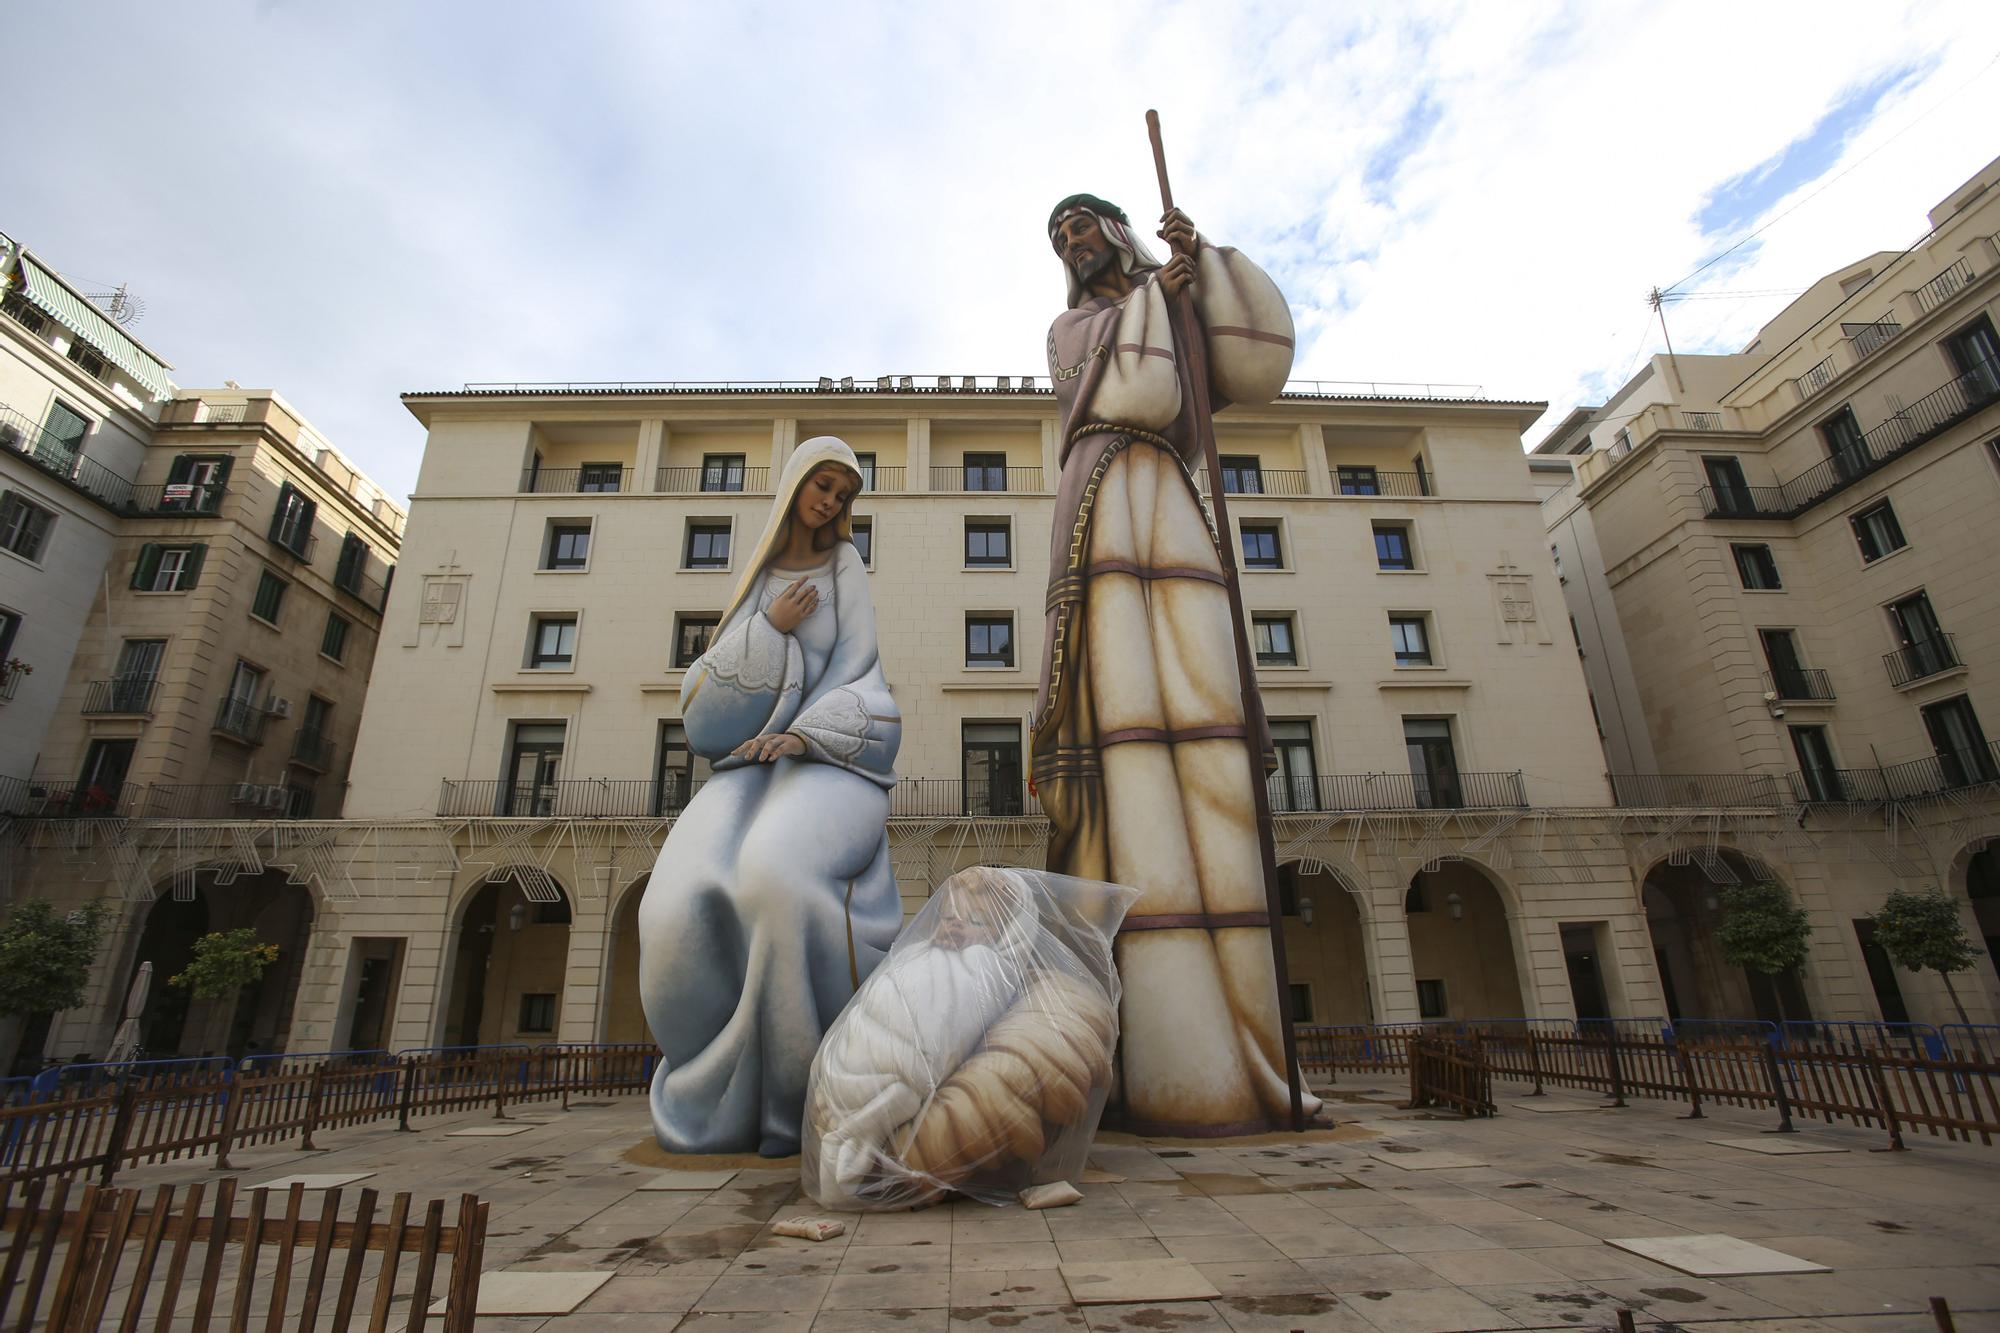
[787,545,900,789]
[681,611,805,761]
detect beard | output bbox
[1071,246,1116,284]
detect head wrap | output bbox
[1048,193,1163,309]
[720,436,863,628]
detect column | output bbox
[1299,424,1332,497]
[1366,891,1420,1022]
[636,420,665,492]
[907,418,931,494]
[558,896,610,1045]
[770,418,799,484]
[1041,418,1059,491]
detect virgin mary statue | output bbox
[638,437,902,1157]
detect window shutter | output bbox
[299,494,318,541]
[131,543,161,590]
[268,483,293,543]
[182,544,207,587]
[210,456,234,488]
[166,454,193,485]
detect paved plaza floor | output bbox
[113,1079,2000,1330]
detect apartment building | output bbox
[1542,154,2000,1027]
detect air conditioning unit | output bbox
[230,783,260,804]
[262,786,290,810]
[264,697,292,719]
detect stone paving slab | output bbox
[249,1170,375,1191]
[447,1122,539,1136]
[433,1270,613,1314]
[1608,1232,1832,1277]
[638,1169,740,1190]
[1711,1135,1850,1155]
[1059,1257,1221,1304]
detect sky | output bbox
[10,1,2000,498]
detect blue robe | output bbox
[638,542,902,1155]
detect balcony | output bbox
[520,465,628,494]
[930,466,1045,493]
[213,698,269,746]
[16,782,139,818]
[438,777,705,818]
[0,403,137,510]
[1791,738,2000,805]
[137,783,304,819]
[1699,354,2000,520]
[1884,633,1961,689]
[1330,469,1430,497]
[1913,257,1974,315]
[1609,773,1790,807]
[893,777,1038,817]
[82,677,159,715]
[124,482,227,517]
[1196,469,1310,497]
[1844,319,1902,361]
[655,465,772,494]
[1792,355,1837,401]
[291,729,337,773]
[1680,411,1723,431]
[1765,668,1836,702]
[1268,771,1527,812]
[0,665,21,703]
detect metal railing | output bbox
[0,669,21,703]
[1697,484,1788,518]
[1680,410,1723,431]
[136,784,300,819]
[123,482,228,516]
[519,466,628,494]
[930,466,1045,493]
[437,777,705,818]
[1197,468,1311,496]
[1884,633,1960,688]
[1331,469,1430,497]
[212,697,268,744]
[1914,257,1975,314]
[1609,773,1791,807]
[1766,667,1836,701]
[0,404,137,510]
[654,465,773,494]
[458,376,1487,400]
[1792,355,1837,400]
[1791,739,2000,805]
[81,677,159,715]
[13,782,140,818]
[1271,770,1527,812]
[891,777,1039,817]
[1845,319,1902,361]
[292,728,336,771]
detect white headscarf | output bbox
[720,435,864,629]
[1050,203,1164,310]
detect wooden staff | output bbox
[1146,108,1306,1132]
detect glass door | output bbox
[505,723,566,815]
[1403,718,1462,809]
[114,639,165,711]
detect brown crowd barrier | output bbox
[1407,1037,1495,1117]
[0,1176,484,1332]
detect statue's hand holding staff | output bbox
[1157,207,1197,298]
[765,577,819,633]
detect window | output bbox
[966,614,1014,669]
[1702,456,1754,515]
[1240,521,1282,570]
[544,522,591,571]
[1819,406,1868,481]
[1288,984,1313,1024]
[268,482,316,558]
[284,781,317,819]
[66,339,106,380]
[109,639,164,712]
[1336,465,1379,495]
[577,462,623,493]
[1218,454,1264,494]
[963,452,1007,492]
[2,290,46,334]
[1404,718,1462,809]
[162,454,230,513]
[529,615,578,669]
[321,612,350,663]
[1790,725,1844,802]
[1759,628,1812,698]
[334,534,368,593]
[1944,314,2000,400]
[1269,719,1318,812]
[517,993,557,1035]
[0,492,54,561]
[300,694,332,743]
[850,517,873,566]
[853,452,877,491]
[131,543,206,592]
[962,722,1024,815]
[1389,615,1432,666]
[1850,501,1906,561]
[685,521,731,569]
[1373,522,1414,571]
[1253,613,1297,666]
[505,721,566,815]
[74,739,134,810]
[1922,695,1998,788]
[1416,979,1448,1020]
[1732,543,1782,590]
[218,660,265,740]
[0,610,17,666]
[656,721,713,814]
[251,570,287,625]
[700,454,746,492]
[43,402,89,459]
[673,614,719,668]
[1888,591,1953,682]
[965,519,1011,568]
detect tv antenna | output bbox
[82,282,147,327]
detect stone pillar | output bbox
[636,420,665,492]
[1366,890,1420,1022]
[558,894,610,1045]
[1514,914,1573,1019]
[1041,418,1060,491]
[907,419,931,494]
[392,924,454,1051]
[771,418,798,483]
[1299,424,1331,497]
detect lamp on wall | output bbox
[1445,890,1464,922]
[508,903,528,932]
[1298,896,1315,927]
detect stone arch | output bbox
[1638,845,1809,1024]
[1402,858,1527,1020]
[1948,832,2000,987]
[600,871,652,1044]
[439,868,575,1048]
[1275,857,1374,1026]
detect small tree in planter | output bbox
[0,901,109,1074]
[1715,882,1812,1024]
[168,929,279,1001]
[1866,886,1985,1031]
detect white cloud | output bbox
[8,0,1998,492]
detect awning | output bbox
[17,255,175,401]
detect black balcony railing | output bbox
[1332,469,1430,497]
[0,668,21,702]
[213,698,268,745]
[930,466,1045,493]
[1913,257,1974,315]
[1765,668,1835,702]
[17,782,140,818]
[137,783,302,819]
[291,729,336,772]
[1884,633,1961,688]
[0,404,137,510]
[1791,739,2000,805]
[124,483,227,516]
[519,466,628,494]
[1267,771,1526,812]
[1846,320,1902,361]
[889,777,1038,817]
[655,466,773,494]
[1609,773,1791,807]
[438,777,707,818]
[0,775,30,816]
[1196,469,1311,497]
[1704,355,2000,520]
[82,677,160,715]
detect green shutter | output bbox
[182,544,206,588]
[211,456,234,488]
[131,543,161,590]
[165,454,193,486]
[268,483,293,544]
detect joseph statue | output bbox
[1033,194,1321,1134]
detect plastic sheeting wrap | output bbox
[803,866,1137,1210]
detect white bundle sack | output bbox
[802,866,1136,1211]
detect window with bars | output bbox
[1218,454,1264,494]
[1336,465,1380,495]
[577,463,623,492]
[962,453,1007,491]
[700,454,747,492]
